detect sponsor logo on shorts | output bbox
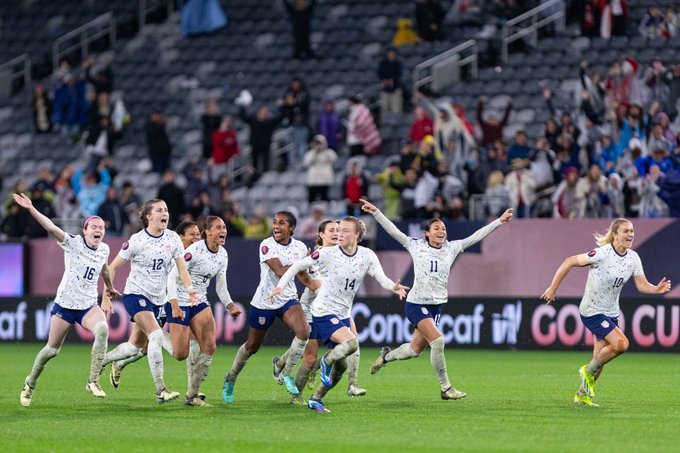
[601,320,609,328]
[588,249,596,257]
[331,318,339,325]
[184,252,192,262]
[261,245,269,255]
[258,316,266,325]
[121,242,129,251]
[139,298,146,307]
[421,307,428,315]
[311,251,320,260]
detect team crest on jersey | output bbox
[261,245,269,255]
[421,307,428,315]
[601,320,609,328]
[258,317,266,325]
[588,249,597,257]
[122,242,129,250]
[184,252,192,262]
[139,298,146,307]
[311,251,320,260]
[331,318,339,325]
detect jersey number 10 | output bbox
[613,277,624,288]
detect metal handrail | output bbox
[0,53,31,86]
[501,0,565,62]
[412,39,478,94]
[52,13,116,71]
[139,0,174,29]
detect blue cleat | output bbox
[282,374,299,395]
[222,380,235,404]
[308,397,330,413]
[319,354,333,387]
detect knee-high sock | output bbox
[103,342,142,366]
[283,337,307,376]
[116,349,145,370]
[276,350,290,371]
[295,363,312,392]
[226,344,251,383]
[147,330,166,393]
[88,322,109,383]
[26,345,59,388]
[186,339,200,389]
[162,330,173,355]
[347,347,361,386]
[187,352,213,398]
[325,338,358,366]
[313,357,348,399]
[430,337,451,391]
[385,343,419,362]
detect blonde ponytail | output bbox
[594,218,630,247]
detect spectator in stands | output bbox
[399,139,417,172]
[189,190,220,220]
[596,132,620,175]
[298,203,326,241]
[552,166,580,218]
[663,64,680,119]
[415,0,445,41]
[303,134,337,203]
[280,78,310,165]
[398,168,419,218]
[343,157,370,216]
[577,164,608,218]
[222,206,247,237]
[51,73,88,139]
[210,115,240,182]
[31,83,52,133]
[655,112,676,142]
[87,91,111,125]
[375,158,404,219]
[52,165,77,218]
[638,164,669,217]
[96,186,129,236]
[644,58,669,108]
[580,0,599,37]
[283,0,316,60]
[579,61,607,123]
[84,55,113,95]
[347,96,381,156]
[157,170,186,228]
[635,146,674,177]
[418,94,474,159]
[183,158,209,209]
[471,143,508,194]
[202,98,222,161]
[392,18,419,47]
[377,46,404,115]
[529,137,556,189]
[599,0,629,37]
[409,106,434,143]
[24,185,57,238]
[638,4,666,39]
[647,124,672,157]
[85,116,116,174]
[477,96,512,147]
[209,174,234,213]
[239,104,282,174]
[505,158,536,218]
[180,0,227,36]
[120,181,142,232]
[77,173,108,217]
[484,170,511,218]
[414,168,439,217]
[544,119,560,150]
[318,97,342,151]
[414,135,441,176]
[5,180,27,211]
[31,166,56,202]
[607,172,625,217]
[244,204,271,239]
[605,58,637,107]
[507,131,531,163]
[1,202,26,238]
[437,160,465,205]
[145,109,172,174]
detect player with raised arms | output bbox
[98,199,198,403]
[270,216,408,413]
[14,193,119,406]
[108,221,200,389]
[541,218,671,407]
[222,211,316,404]
[362,199,512,401]
[166,216,241,406]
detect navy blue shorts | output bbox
[164,302,210,326]
[581,313,619,341]
[312,315,351,348]
[249,299,300,330]
[123,294,166,326]
[405,302,443,327]
[51,303,94,325]
[309,321,321,341]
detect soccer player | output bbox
[541,218,671,407]
[166,216,241,406]
[362,199,512,401]
[270,216,408,413]
[109,221,201,388]
[222,211,316,404]
[14,193,119,406]
[99,199,198,403]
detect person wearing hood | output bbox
[409,106,434,143]
[392,18,418,46]
[303,135,337,203]
[418,93,475,157]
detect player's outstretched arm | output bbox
[540,254,589,304]
[360,198,409,246]
[458,208,513,251]
[12,193,65,242]
[634,275,672,295]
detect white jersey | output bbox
[167,240,232,307]
[279,245,396,319]
[373,211,502,305]
[251,236,308,310]
[54,234,110,310]
[299,258,326,323]
[580,243,644,317]
[118,228,184,306]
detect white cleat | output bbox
[441,387,467,400]
[20,381,34,407]
[185,396,212,407]
[347,384,367,397]
[86,381,106,398]
[156,388,180,403]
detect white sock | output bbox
[385,343,419,362]
[162,330,173,355]
[147,330,166,393]
[226,344,251,383]
[186,339,200,389]
[276,350,290,371]
[26,345,59,388]
[187,352,213,398]
[116,349,146,370]
[88,322,109,383]
[430,337,451,391]
[283,337,307,376]
[103,342,142,366]
[325,338,358,365]
[347,347,360,386]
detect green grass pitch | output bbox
[1,344,678,452]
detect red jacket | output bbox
[211,129,240,164]
[409,116,434,142]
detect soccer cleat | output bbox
[574,393,599,407]
[185,396,212,407]
[86,381,107,398]
[319,354,333,387]
[370,347,391,374]
[347,384,367,397]
[272,356,284,385]
[281,374,300,395]
[307,368,317,390]
[308,397,330,413]
[197,392,206,401]
[441,387,467,400]
[20,380,34,407]
[222,380,235,404]
[290,394,306,405]
[579,365,595,397]
[110,361,122,388]
[156,388,180,403]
